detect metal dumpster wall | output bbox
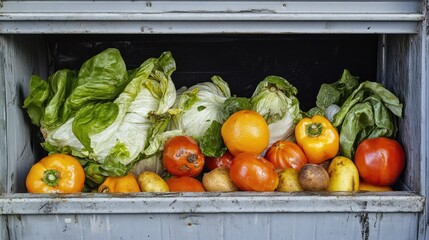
[0,2,427,239]
[0,34,48,240]
[7,212,420,240]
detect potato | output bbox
[276,168,304,192]
[202,167,238,192]
[138,171,169,192]
[298,164,329,191]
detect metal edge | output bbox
[0,1,421,14]
[0,192,424,214]
[0,20,421,34]
[0,13,424,21]
[418,0,429,238]
[0,35,9,240]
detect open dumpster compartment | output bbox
[0,1,427,240]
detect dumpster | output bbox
[0,1,427,240]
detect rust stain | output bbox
[358,213,370,240]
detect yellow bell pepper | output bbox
[295,115,339,164]
[98,173,141,193]
[26,153,85,193]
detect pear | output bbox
[277,168,304,192]
[327,156,359,192]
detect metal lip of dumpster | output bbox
[0,1,423,34]
[0,192,424,215]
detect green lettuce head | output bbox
[251,75,301,146]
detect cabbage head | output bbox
[24,49,178,177]
[171,75,231,157]
[251,75,301,146]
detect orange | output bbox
[221,110,270,156]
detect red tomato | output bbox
[205,151,234,171]
[354,137,405,186]
[229,152,279,191]
[264,140,308,171]
[162,136,205,177]
[166,176,205,192]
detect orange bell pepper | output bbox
[98,173,141,193]
[295,115,339,164]
[26,153,85,193]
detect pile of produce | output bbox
[23,49,405,193]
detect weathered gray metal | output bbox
[0,192,424,214]
[0,1,423,34]
[0,1,427,239]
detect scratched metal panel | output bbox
[3,35,48,194]
[0,192,424,214]
[0,1,421,14]
[422,4,429,236]
[383,34,423,193]
[0,35,48,239]
[7,212,420,240]
[380,30,427,239]
[0,1,423,33]
[0,36,9,240]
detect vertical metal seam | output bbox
[417,0,428,239]
[0,35,10,240]
[0,35,7,194]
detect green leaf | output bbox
[211,75,232,97]
[332,85,365,127]
[72,102,119,152]
[42,70,77,130]
[84,162,108,185]
[23,75,52,126]
[339,102,375,159]
[101,156,132,177]
[361,81,403,118]
[143,130,184,156]
[199,121,227,157]
[339,95,397,159]
[316,69,359,109]
[61,48,128,121]
[197,105,206,111]
[222,97,252,120]
[306,107,324,118]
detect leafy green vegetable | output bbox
[43,70,77,130]
[310,69,403,159]
[307,69,359,117]
[171,75,231,157]
[199,121,227,157]
[316,69,359,109]
[24,75,54,127]
[24,48,128,133]
[251,75,301,146]
[61,48,128,122]
[332,81,402,158]
[25,49,178,177]
[221,97,252,119]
